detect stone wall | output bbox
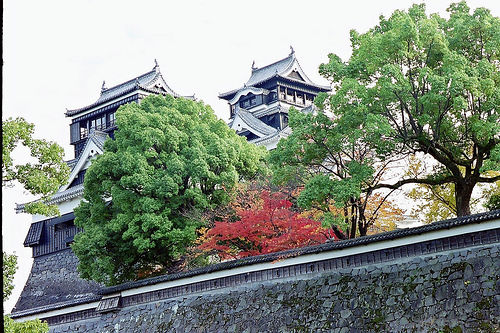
[13,249,101,312]
[50,244,499,333]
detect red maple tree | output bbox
[198,191,332,260]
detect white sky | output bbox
[3,0,499,313]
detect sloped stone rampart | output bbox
[49,244,499,332]
[13,249,101,312]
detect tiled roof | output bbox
[65,64,181,116]
[249,125,292,146]
[15,185,84,213]
[10,295,101,318]
[89,130,108,151]
[236,109,277,136]
[253,104,283,118]
[220,51,330,99]
[249,128,288,146]
[23,221,44,247]
[66,158,78,171]
[245,53,295,87]
[101,209,500,295]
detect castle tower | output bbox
[11,62,189,317]
[219,48,330,150]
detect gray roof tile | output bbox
[89,130,108,151]
[236,109,277,136]
[23,221,44,247]
[246,54,295,86]
[220,52,330,99]
[66,64,181,116]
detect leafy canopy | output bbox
[73,95,265,285]
[2,118,58,331]
[270,106,401,239]
[318,2,500,216]
[2,117,69,216]
[3,252,17,301]
[198,190,329,260]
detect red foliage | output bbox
[198,191,332,260]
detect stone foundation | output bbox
[13,249,101,313]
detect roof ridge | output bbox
[100,69,156,95]
[66,64,183,116]
[237,109,277,136]
[251,53,294,74]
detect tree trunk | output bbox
[358,217,367,237]
[349,215,357,239]
[455,182,474,217]
[358,201,368,237]
[331,226,347,240]
[358,220,367,237]
[349,201,357,239]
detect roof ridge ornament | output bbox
[154,59,159,72]
[101,81,107,93]
[251,60,257,71]
[290,45,295,55]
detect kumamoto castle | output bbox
[10,51,500,332]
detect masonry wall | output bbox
[13,249,101,313]
[49,243,500,333]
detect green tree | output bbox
[3,252,48,332]
[270,106,401,239]
[73,95,265,285]
[3,316,48,333]
[318,2,500,217]
[3,117,69,216]
[404,155,495,223]
[2,118,66,332]
[483,180,500,210]
[3,252,17,301]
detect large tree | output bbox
[318,2,500,216]
[3,117,69,216]
[270,107,402,239]
[73,95,265,285]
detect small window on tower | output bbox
[80,121,88,139]
[305,94,313,106]
[297,93,304,105]
[279,87,286,100]
[286,89,294,103]
[282,114,289,128]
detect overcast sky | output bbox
[3,0,499,313]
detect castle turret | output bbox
[219,48,330,150]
